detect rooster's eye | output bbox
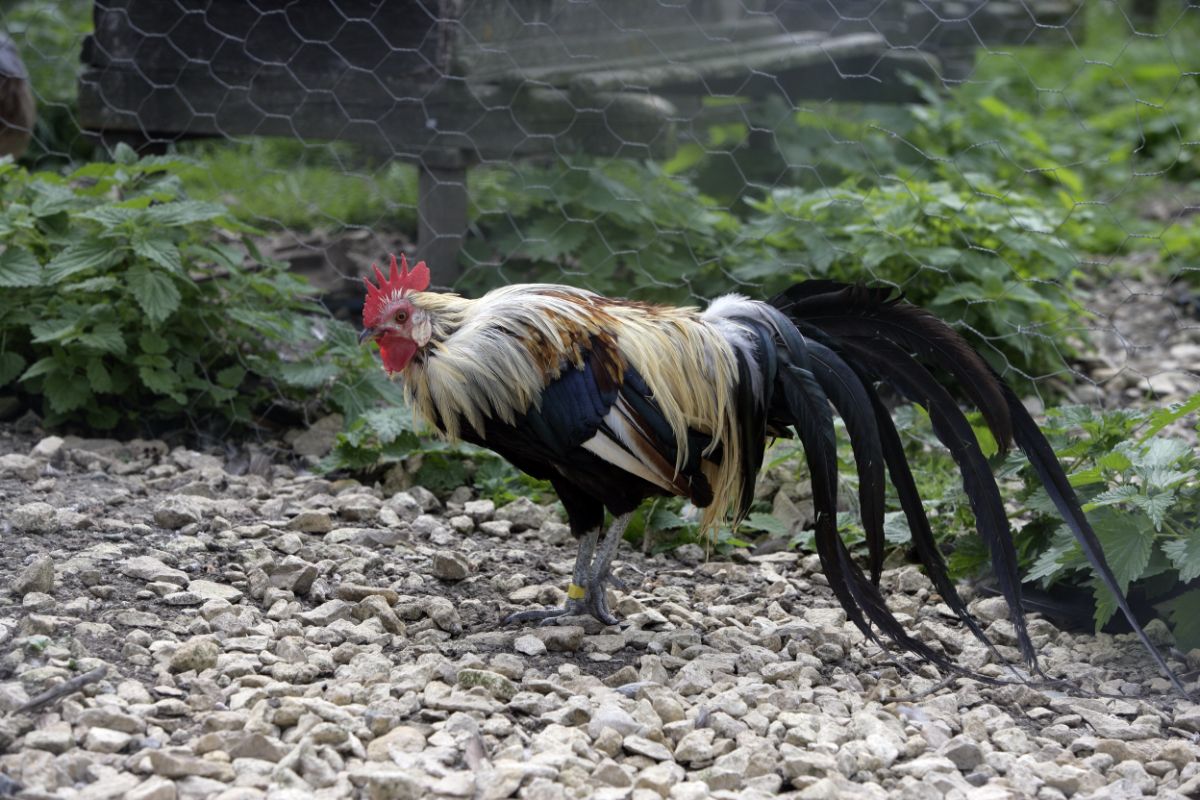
[395,311,408,323]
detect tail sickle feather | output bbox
[760,280,1185,693]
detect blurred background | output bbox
[2,0,1200,640]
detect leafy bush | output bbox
[740,181,1084,379]
[0,147,401,434]
[915,394,1200,649]
[462,158,741,302]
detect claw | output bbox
[504,600,584,625]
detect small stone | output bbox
[31,436,64,460]
[624,735,674,761]
[24,724,73,753]
[126,776,177,800]
[153,495,205,529]
[892,756,958,778]
[148,748,236,781]
[288,510,333,533]
[432,551,471,581]
[940,736,983,771]
[1,452,40,479]
[458,669,517,701]
[589,705,640,739]
[11,501,56,532]
[514,635,547,656]
[298,599,354,626]
[82,727,134,753]
[14,555,55,597]
[121,556,189,586]
[463,499,495,523]
[169,637,220,673]
[494,497,550,530]
[188,579,242,603]
[367,725,427,761]
[336,584,400,604]
[534,626,584,652]
[356,595,407,635]
[268,556,319,594]
[635,762,685,796]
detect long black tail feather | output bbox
[766,279,1185,693]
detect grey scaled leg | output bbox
[579,512,633,626]
[504,525,599,624]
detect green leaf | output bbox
[360,406,414,445]
[143,201,227,227]
[1158,589,1200,651]
[276,362,339,388]
[138,365,184,401]
[138,331,170,355]
[43,371,91,413]
[1141,393,1200,441]
[0,351,26,386]
[1090,510,1156,628]
[44,239,120,284]
[79,323,127,355]
[30,318,78,344]
[132,237,184,273]
[1163,536,1200,583]
[216,365,246,388]
[20,357,58,382]
[0,247,41,287]
[739,512,791,537]
[86,358,113,393]
[127,266,181,324]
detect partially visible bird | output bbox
[359,254,1183,692]
[0,32,35,160]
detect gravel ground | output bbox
[2,275,1200,800]
[2,422,1200,800]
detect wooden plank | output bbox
[88,0,442,84]
[78,69,677,159]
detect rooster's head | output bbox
[359,253,433,375]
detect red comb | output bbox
[362,253,430,326]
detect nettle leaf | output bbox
[216,365,246,388]
[86,358,113,394]
[883,511,912,544]
[1091,509,1156,628]
[78,324,127,355]
[62,275,120,294]
[132,237,183,274]
[139,331,170,355]
[0,351,26,387]
[1157,589,1200,652]
[138,365,185,401]
[144,201,227,227]
[360,406,415,445]
[20,357,58,382]
[1129,492,1177,531]
[30,318,79,344]
[277,361,339,388]
[1163,537,1200,583]
[0,246,40,287]
[43,371,91,413]
[1085,484,1139,510]
[127,266,182,324]
[44,239,121,284]
[739,512,790,537]
[1141,393,1200,441]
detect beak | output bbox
[358,327,378,345]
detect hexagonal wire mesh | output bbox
[2,0,1198,416]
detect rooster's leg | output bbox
[503,526,599,624]
[579,512,633,626]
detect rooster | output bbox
[359,254,1182,691]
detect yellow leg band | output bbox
[567,583,586,600]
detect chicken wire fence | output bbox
[2,0,1199,418]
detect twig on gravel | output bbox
[885,673,960,704]
[12,666,108,715]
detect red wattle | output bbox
[378,335,418,374]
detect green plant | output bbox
[741,180,1085,380]
[936,394,1200,648]
[0,147,402,434]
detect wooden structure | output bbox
[78,0,1079,283]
